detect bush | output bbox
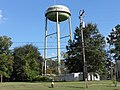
[33,75,50,82]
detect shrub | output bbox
[33,75,50,82]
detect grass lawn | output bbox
[0,80,120,90]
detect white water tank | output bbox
[45,5,71,22]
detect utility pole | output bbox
[79,10,88,89]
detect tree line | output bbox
[0,37,43,82]
[65,23,120,80]
[0,23,120,82]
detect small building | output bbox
[55,72,100,81]
[55,73,83,81]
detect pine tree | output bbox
[65,23,106,75]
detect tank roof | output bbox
[45,5,71,22]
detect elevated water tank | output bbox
[45,5,71,22]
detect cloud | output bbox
[0,9,7,24]
[0,10,3,21]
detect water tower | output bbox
[44,5,72,75]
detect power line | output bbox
[10,47,67,50]
[12,41,68,44]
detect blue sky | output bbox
[0,0,120,57]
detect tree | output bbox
[0,36,13,83]
[46,59,57,74]
[12,44,43,81]
[46,59,65,74]
[107,25,120,86]
[106,30,115,79]
[107,24,120,60]
[65,23,106,75]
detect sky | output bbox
[0,0,120,58]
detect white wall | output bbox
[88,73,100,81]
[56,72,100,81]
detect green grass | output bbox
[0,80,120,90]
